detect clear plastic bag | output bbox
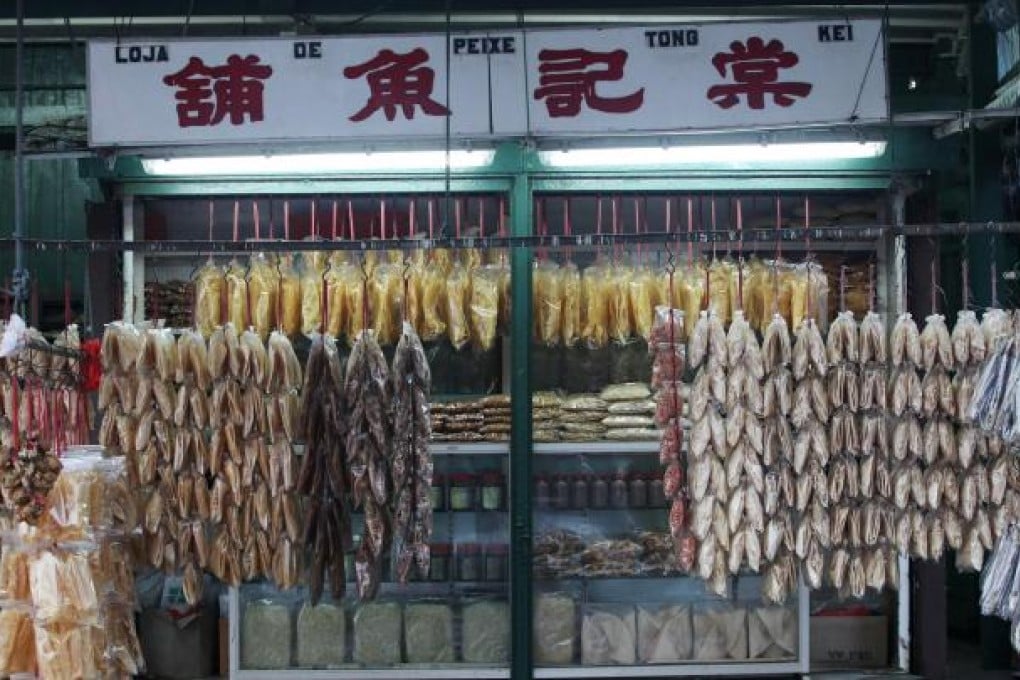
[470,266,501,351]
[193,261,224,337]
[446,263,471,350]
[225,259,250,331]
[535,592,577,664]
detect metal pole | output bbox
[509,170,533,680]
[12,0,27,316]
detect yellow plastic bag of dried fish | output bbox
[248,254,281,338]
[628,267,659,342]
[462,248,483,270]
[324,253,352,338]
[806,263,829,330]
[193,262,224,338]
[707,260,732,324]
[404,250,427,337]
[560,262,581,347]
[786,264,809,332]
[224,260,249,331]
[419,254,448,341]
[581,261,611,348]
[301,252,326,336]
[431,249,454,276]
[679,264,707,341]
[496,260,511,333]
[279,254,302,336]
[469,266,500,350]
[608,264,633,345]
[534,261,563,346]
[371,263,403,346]
[343,261,369,341]
[729,259,751,318]
[447,263,471,350]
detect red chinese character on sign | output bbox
[533,48,644,117]
[163,55,273,127]
[343,48,450,122]
[707,37,812,110]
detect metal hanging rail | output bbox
[5,221,1020,254]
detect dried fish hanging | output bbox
[687,232,731,597]
[789,214,830,592]
[888,305,925,563]
[560,200,581,349]
[953,259,1007,570]
[581,198,611,349]
[345,321,392,600]
[760,200,798,604]
[824,269,868,598]
[718,204,766,583]
[391,316,434,583]
[653,202,696,574]
[856,267,898,593]
[172,328,213,604]
[134,327,186,578]
[298,330,349,605]
[912,271,958,566]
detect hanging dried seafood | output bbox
[789,310,829,592]
[391,323,434,583]
[345,330,391,600]
[299,333,348,604]
[761,313,798,604]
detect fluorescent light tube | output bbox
[540,141,887,167]
[142,149,495,175]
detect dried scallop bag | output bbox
[224,259,249,331]
[248,253,281,338]
[582,261,611,348]
[447,262,472,350]
[470,265,500,351]
[561,262,582,347]
[300,251,327,336]
[193,261,224,338]
[534,260,564,346]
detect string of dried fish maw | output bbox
[193,262,225,338]
[470,265,501,351]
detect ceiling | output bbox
[0,1,970,45]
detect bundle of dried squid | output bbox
[391,323,434,583]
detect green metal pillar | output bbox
[509,168,533,680]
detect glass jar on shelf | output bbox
[457,543,482,581]
[535,475,551,510]
[590,474,609,509]
[480,471,506,511]
[629,472,648,508]
[552,475,571,510]
[571,474,589,510]
[430,543,452,581]
[449,473,478,511]
[610,473,629,509]
[648,472,666,508]
[483,543,508,581]
[430,473,447,512]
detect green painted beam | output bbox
[508,159,533,680]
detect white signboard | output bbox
[87,20,886,147]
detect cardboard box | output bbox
[810,615,888,669]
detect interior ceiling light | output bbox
[539,141,887,168]
[141,149,495,176]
